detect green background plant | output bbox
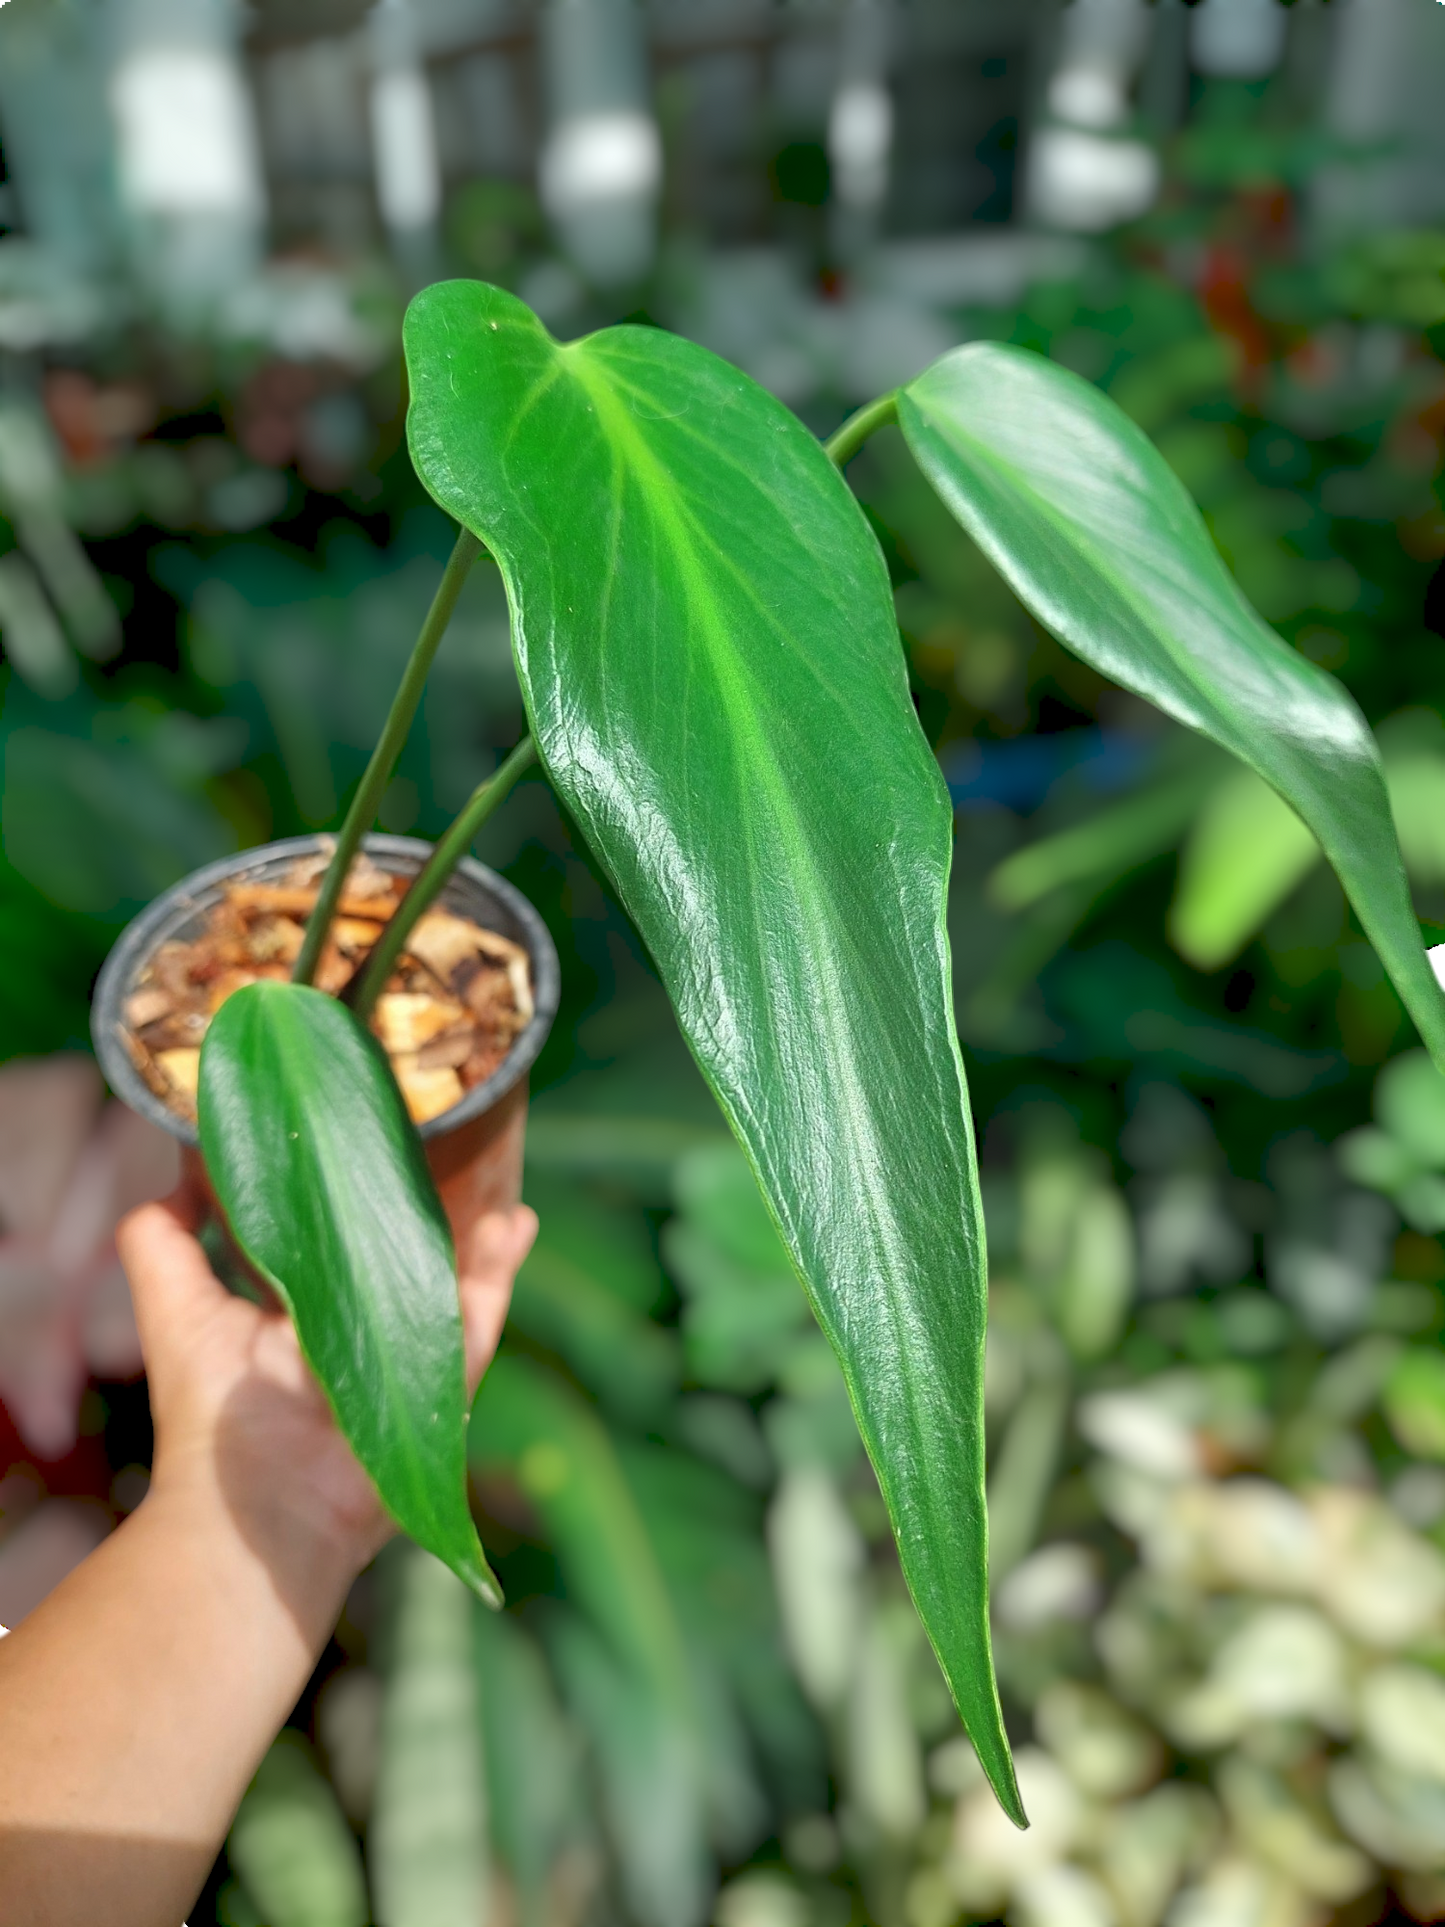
[5,45,1445,1927]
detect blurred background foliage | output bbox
[5,1,1445,1924]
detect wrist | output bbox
[144,1453,366,1645]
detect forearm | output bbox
[0,1482,354,1927]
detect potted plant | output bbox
[92,279,1445,1827]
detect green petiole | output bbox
[824,391,899,468]
[348,735,539,1024]
[293,527,483,987]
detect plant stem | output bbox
[824,392,899,468]
[292,527,482,986]
[349,735,539,1024]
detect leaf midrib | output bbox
[563,344,912,1266]
[907,374,1325,762]
[556,345,979,1537]
[561,359,1000,1750]
[233,990,475,1566]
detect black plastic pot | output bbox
[91,833,561,1228]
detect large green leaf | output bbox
[896,344,1445,1072]
[198,981,498,1603]
[406,281,1019,1821]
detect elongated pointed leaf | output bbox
[474,1609,584,1927]
[228,1732,367,1927]
[548,1611,713,1927]
[471,1354,714,1926]
[405,280,1021,1822]
[471,1353,692,1709]
[372,1547,490,1927]
[1170,766,1322,969]
[897,344,1445,1072]
[198,981,498,1603]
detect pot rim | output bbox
[90,832,561,1150]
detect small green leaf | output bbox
[1170,766,1321,970]
[228,1731,367,1927]
[474,1609,583,1927]
[1377,1049,1445,1167]
[198,981,498,1603]
[1384,1349,1445,1462]
[406,281,1021,1822]
[898,344,1445,1072]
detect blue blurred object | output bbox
[941,727,1153,811]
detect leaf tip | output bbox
[997,1782,1030,1831]
[463,1552,505,1610]
[975,1731,1028,1829]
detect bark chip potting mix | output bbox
[120,851,534,1128]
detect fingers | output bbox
[116,1182,232,1359]
[459,1205,536,1395]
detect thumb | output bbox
[460,1205,536,1397]
[115,1181,233,1363]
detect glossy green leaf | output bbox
[198,981,497,1603]
[897,344,1445,1073]
[406,281,1019,1822]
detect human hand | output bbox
[116,1179,536,1612]
[0,1184,534,1927]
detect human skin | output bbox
[0,1180,536,1927]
